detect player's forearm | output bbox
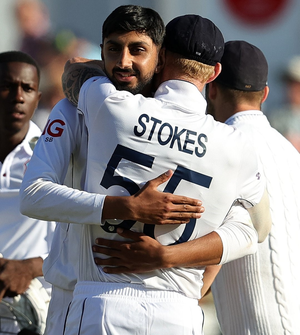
[159,232,223,268]
[160,206,258,268]
[150,218,257,269]
[93,229,223,273]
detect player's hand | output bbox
[62,57,105,105]
[0,258,43,301]
[127,170,204,225]
[93,228,168,273]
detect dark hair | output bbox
[102,5,165,47]
[0,50,40,81]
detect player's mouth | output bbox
[115,72,136,83]
[113,69,137,83]
[10,110,25,120]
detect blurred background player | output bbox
[14,0,101,130]
[0,50,55,334]
[268,55,300,152]
[206,40,300,335]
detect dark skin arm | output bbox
[0,257,43,301]
[93,229,222,299]
[93,228,223,273]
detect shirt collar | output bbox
[23,121,42,155]
[154,80,207,115]
[225,110,263,125]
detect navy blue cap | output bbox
[216,40,268,91]
[164,15,224,66]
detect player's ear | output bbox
[31,91,42,116]
[262,86,269,103]
[37,91,42,106]
[100,44,104,62]
[206,63,222,83]
[155,47,166,74]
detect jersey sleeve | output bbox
[236,139,266,208]
[215,201,258,264]
[20,98,105,225]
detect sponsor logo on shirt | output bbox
[42,119,66,142]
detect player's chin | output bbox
[115,82,141,94]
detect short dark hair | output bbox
[0,50,40,81]
[102,5,165,47]
[217,82,265,108]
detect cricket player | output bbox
[0,51,55,334]
[207,40,300,335]
[61,15,270,334]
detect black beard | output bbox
[104,65,154,95]
[111,71,153,95]
[113,80,148,95]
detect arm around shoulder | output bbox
[62,58,106,105]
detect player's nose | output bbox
[116,48,132,68]
[12,85,25,103]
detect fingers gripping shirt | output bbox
[75,76,265,299]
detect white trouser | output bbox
[45,286,74,335]
[64,281,204,335]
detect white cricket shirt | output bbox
[20,99,258,296]
[212,110,300,334]
[0,121,55,260]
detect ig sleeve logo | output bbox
[42,119,66,142]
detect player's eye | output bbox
[23,84,34,93]
[130,47,146,54]
[108,47,119,52]
[0,83,11,91]
[106,43,121,52]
